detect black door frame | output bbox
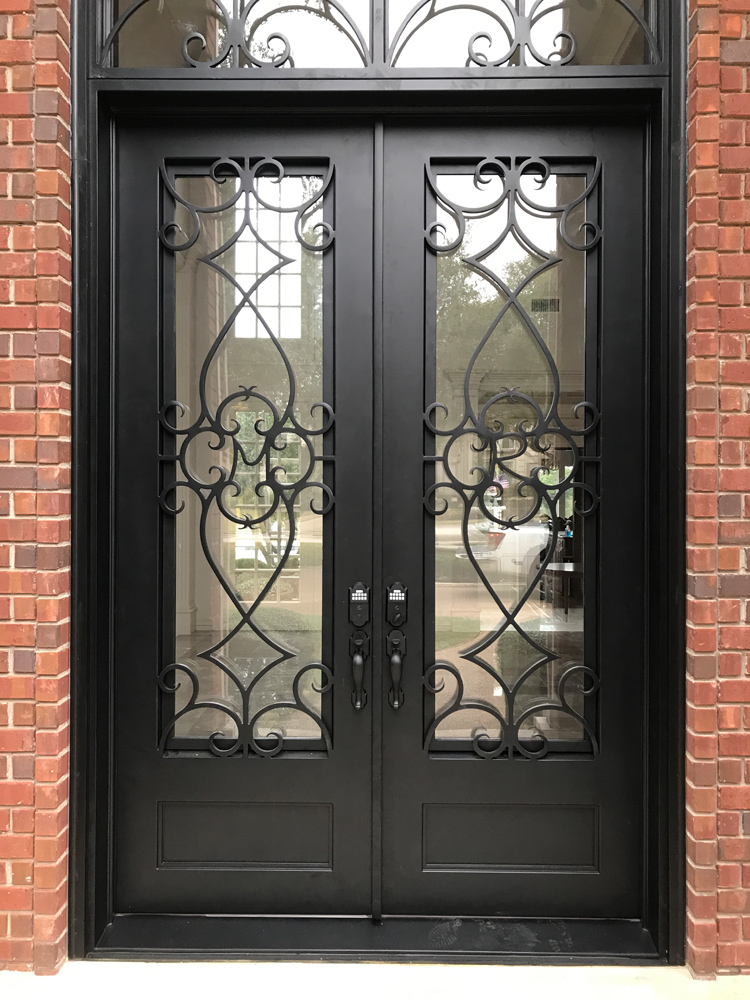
[70,0,687,963]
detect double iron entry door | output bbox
[113,116,647,928]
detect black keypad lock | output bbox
[386,582,408,627]
[349,583,370,628]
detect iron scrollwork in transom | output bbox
[158,156,335,758]
[389,0,658,68]
[100,0,658,70]
[424,155,601,759]
[102,0,371,68]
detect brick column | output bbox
[687,0,750,976]
[0,0,70,974]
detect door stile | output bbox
[380,122,429,915]
[370,118,385,922]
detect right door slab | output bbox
[381,119,647,918]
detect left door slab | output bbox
[113,120,374,915]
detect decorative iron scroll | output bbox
[424,156,601,759]
[389,0,658,68]
[102,0,371,68]
[101,0,657,69]
[159,156,334,757]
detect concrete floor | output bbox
[1,963,748,999]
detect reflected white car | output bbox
[455,515,552,592]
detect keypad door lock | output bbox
[386,582,408,627]
[349,582,370,628]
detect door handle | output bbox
[387,630,406,710]
[349,631,369,710]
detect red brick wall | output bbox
[0,0,71,974]
[687,0,750,977]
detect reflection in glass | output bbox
[110,0,371,68]
[426,161,599,757]
[160,164,332,755]
[389,0,656,68]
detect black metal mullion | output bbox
[371,118,385,923]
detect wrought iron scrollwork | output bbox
[425,661,598,758]
[102,0,371,69]
[102,0,657,70]
[424,155,601,759]
[159,156,335,757]
[159,660,334,757]
[389,0,658,68]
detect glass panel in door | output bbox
[159,161,335,755]
[425,161,599,755]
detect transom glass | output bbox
[103,0,658,69]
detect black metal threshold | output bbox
[92,916,662,963]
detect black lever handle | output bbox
[387,630,405,710]
[389,649,402,710]
[349,631,368,710]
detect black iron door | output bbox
[380,120,646,918]
[114,120,375,914]
[112,115,648,927]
